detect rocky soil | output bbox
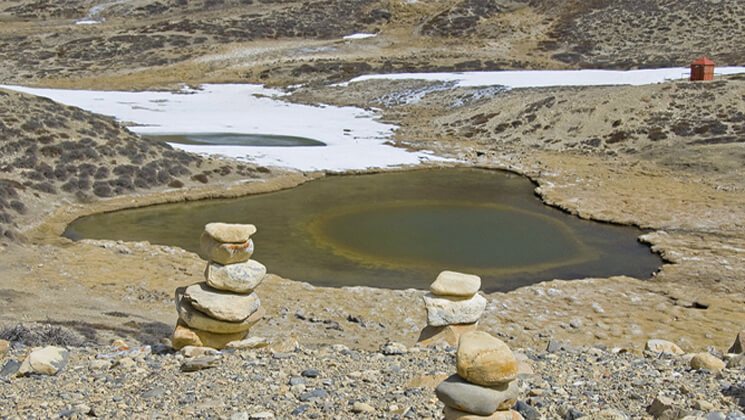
[0,332,743,419]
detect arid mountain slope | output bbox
[0,0,743,88]
[0,89,270,242]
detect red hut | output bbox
[690,56,715,81]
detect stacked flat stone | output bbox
[436,331,524,420]
[419,271,486,347]
[172,223,266,350]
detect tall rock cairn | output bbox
[172,223,266,350]
[419,271,486,347]
[436,331,524,420]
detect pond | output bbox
[143,133,326,147]
[64,168,661,292]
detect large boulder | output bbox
[205,260,266,294]
[176,288,264,334]
[456,331,518,386]
[18,346,69,376]
[690,352,725,372]
[430,271,481,297]
[200,234,254,265]
[171,321,247,350]
[204,223,257,243]
[184,283,261,322]
[436,374,518,415]
[423,293,487,327]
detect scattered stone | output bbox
[201,233,254,265]
[514,401,540,420]
[645,339,684,355]
[417,324,478,347]
[423,293,487,327]
[301,368,320,378]
[592,409,630,419]
[690,353,726,372]
[728,330,745,354]
[205,260,266,294]
[381,341,408,355]
[352,402,375,414]
[436,374,519,415]
[89,359,112,370]
[180,346,219,358]
[0,359,20,378]
[0,339,9,357]
[249,412,274,419]
[456,331,518,386]
[270,337,300,353]
[546,340,569,353]
[299,388,327,402]
[181,355,220,372]
[226,336,270,350]
[647,395,675,418]
[430,271,481,297]
[18,346,69,376]
[184,283,262,322]
[726,354,745,369]
[204,223,257,243]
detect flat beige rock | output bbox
[205,259,266,294]
[171,321,247,350]
[431,270,481,297]
[176,287,264,334]
[184,282,261,322]
[204,223,257,243]
[201,233,254,265]
[456,331,519,386]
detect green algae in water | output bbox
[143,133,325,147]
[64,168,661,292]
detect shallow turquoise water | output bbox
[64,168,661,291]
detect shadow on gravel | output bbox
[0,319,172,347]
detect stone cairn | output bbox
[418,270,487,347]
[172,223,266,350]
[436,331,523,420]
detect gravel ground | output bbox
[1,336,743,419]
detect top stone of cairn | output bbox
[204,223,257,243]
[430,270,481,297]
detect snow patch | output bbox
[340,67,745,88]
[1,84,446,172]
[343,33,378,40]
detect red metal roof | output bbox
[691,56,715,65]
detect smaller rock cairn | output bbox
[436,331,523,420]
[172,223,266,350]
[419,270,486,347]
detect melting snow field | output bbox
[343,67,745,88]
[6,68,745,171]
[1,84,441,171]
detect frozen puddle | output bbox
[341,67,745,88]
[1,84,444,171]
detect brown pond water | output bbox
[64,168,661,292]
